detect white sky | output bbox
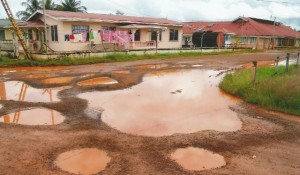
[1,0,300,29]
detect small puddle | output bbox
[0,108,65,125]
[112,70,131,74]
[54,148,111,175]
[0,81,63,102]
[41,77,75,85]
[192,64,203,67]
[79,69,242,136]
[134,64,168,70]
[170,147,226,171]
[23,73,57,79]
[78,77,118,86]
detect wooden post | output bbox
[285,53,290,72]
[275,56,279,74]
[252,61,257,85]
[297,52,299,67]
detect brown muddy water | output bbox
[0,108,65,125]
[79,69,242,137]
[54,148,111,175]
[0,81,64,102]
[41,77,75,85]
[78,77,118,86]
[170,147,226,171]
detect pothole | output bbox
[54,148,111,175]
[0,81,64,102]
[78,77,118,86]
[0,108,65,125]
[170,147,226,171]
[79,69,242,136]
[41,77,75,85]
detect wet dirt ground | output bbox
[0,50,300,175]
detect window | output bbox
[151,31,162,41]
[134,30,140,41]
[102,26,116,31]
[0,30,5,40]
[35,29,39,41]
[169,29,178,41]
[28,29,33,40]
[51,25,58,41]
[151,31,157,41]
[240,37,256,44]
[72,25,89,34]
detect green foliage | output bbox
[56,0,87,12]
[220,66,300,115]
[0,50,257,67]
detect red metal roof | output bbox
[184,17,299,38]
[30,10,183,26]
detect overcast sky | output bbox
[1,0,300,30]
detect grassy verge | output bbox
[219,66,300,115]
[0,49,258,67]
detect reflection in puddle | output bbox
[55,148,111,175]
[170,147,226,171]
[41,77,75,85]
[78,77,118,86]
[278,59,297,66]
[0,108,65,125]
[23,74,56,79]
[79,69,242,136]
[0,81,65,102]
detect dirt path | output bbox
[0,51,299,175]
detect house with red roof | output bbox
[183,17,300,50]
[3,10,183,53]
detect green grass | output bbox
[0,49,257,67]
[219,66,300,115]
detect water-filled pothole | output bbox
[0,108,65,125]
[54,148,111,175]
[170,147,226,171]
[0,81,63,102]
[79,69,242,136]
[41,77,75,85]
[78,77,118,86]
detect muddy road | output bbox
[0,51,299,175]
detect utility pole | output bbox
[42,0,48,53]
[271,16,276,49]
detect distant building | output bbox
[183,17,300,50]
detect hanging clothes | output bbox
[89,31,94,40]
[64,34,70,41]
[70,34,75,42]
[82,32,87,42]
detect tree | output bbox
[56,0,87,12]
[16,0,57,20]
[16,0,41,21]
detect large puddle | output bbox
[54,148,111,175]
[0,108,65,125]
[78,77,118,86]
[0,81,63,102]
[79,69,242,136]
[170,147,226,171]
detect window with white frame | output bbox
[51,25,58,41]
[169,29,178,41]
